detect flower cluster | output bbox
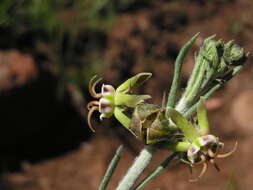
[87,35,248,181]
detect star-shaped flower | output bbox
[87,72,152,132]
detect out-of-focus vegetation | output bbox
[0,0,234,94]
[224,173,239,190]
[0,0,154,89]
[0,0,117,93]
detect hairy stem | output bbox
[116,146,156,190]
[134,152,178,190]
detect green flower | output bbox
[165,99,237,181]
[87,72,152,131]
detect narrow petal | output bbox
[115,94,151,107]
[114,107,131,129]
[166,108,198,142]
[116,72,152,93]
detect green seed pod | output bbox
[129,103,178,145]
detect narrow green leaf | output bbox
[99,145,124,190]
[167,33,199,108]
[197,98,209,135]
[134,152,178,190]
[166,108,198,142]
[116,72,152,93]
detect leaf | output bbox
[167,33,199,108]
[166,108,198,142]
[98,145,124,190]
[116,72,152,93]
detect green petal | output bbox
[115,94,151,107]
[116,72,152,93]
[166,108,198,142]
[197,98,209,135]
[114,107,138,137]
[114,107,131,128]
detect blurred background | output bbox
[0,0,252,189]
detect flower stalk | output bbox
[116,146,156,190]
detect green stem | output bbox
[116,146,156,190]
[134,152,178,190]
[99,145,124,190]
[167,33,199,108]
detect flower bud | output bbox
[223,41,247,66]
